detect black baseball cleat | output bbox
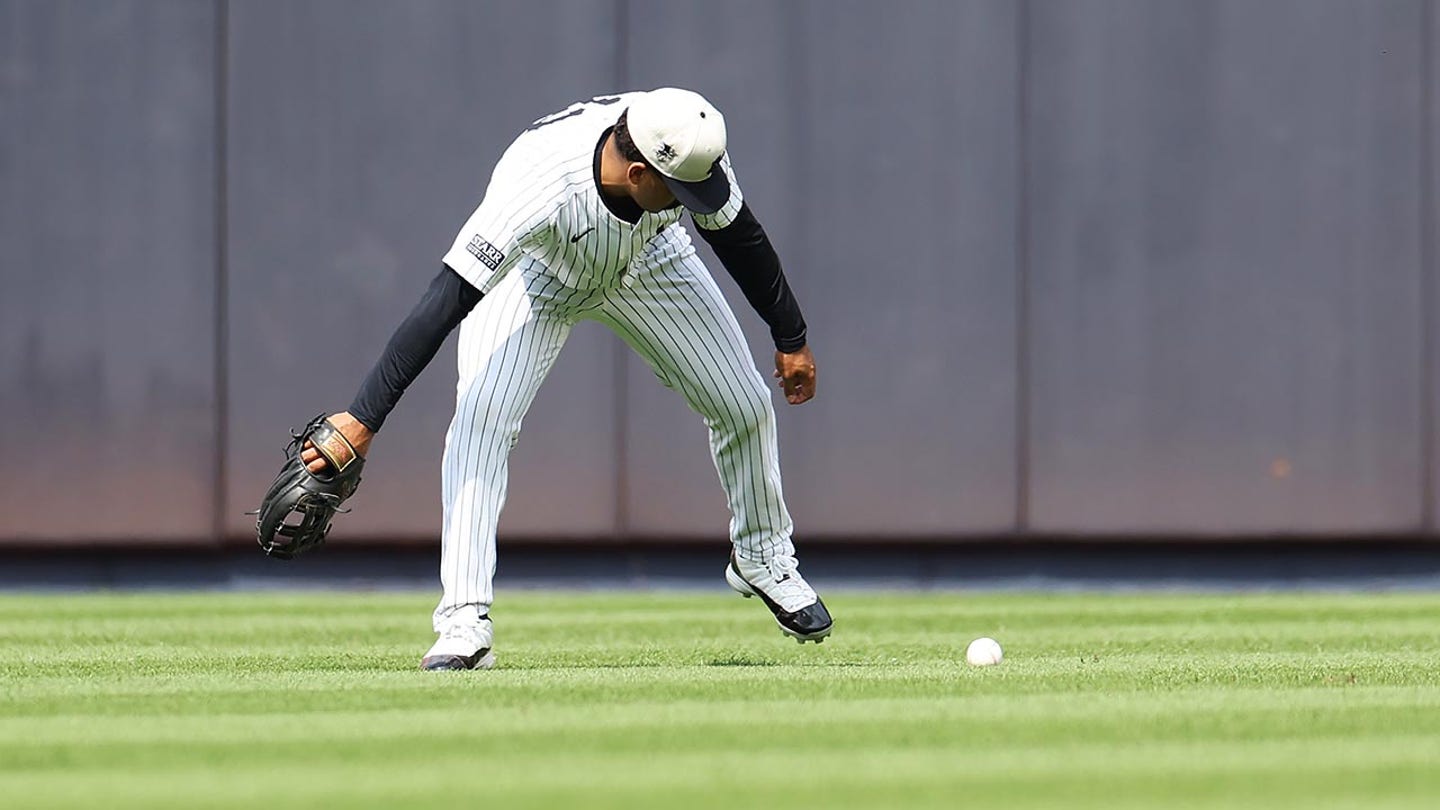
[725,551,833,643]
[419,619,496,671]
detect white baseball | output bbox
[966,637,1003,666]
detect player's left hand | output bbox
[299,411,373,474]
[774,346,816,405]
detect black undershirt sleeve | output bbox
[348,264,483,433]
[695,202,807,353]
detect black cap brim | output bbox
[660,161,730,215]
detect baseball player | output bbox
[300,88,831,670]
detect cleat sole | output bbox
[779,622,832,644]
[419,649,496,671]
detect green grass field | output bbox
[2,590,1438,809]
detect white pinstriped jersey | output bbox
[442,93,746,293]
[429,90,800,628]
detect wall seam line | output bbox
[1422,0,1436,532]
[212,0,230,545]
[1014,0,1033,534]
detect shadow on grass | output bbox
[487,657,883,671]
[706,655,781,667]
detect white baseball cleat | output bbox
[726,551,833,643]
[420,616,495,671]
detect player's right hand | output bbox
[300,411,373,473]
[774,346,817,405]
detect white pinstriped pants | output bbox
[434,250,794,631]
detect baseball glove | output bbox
[251,413,365,560]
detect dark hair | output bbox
[613,109,651,166]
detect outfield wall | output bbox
[2,0,1438,544]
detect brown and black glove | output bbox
[250,413,364,560]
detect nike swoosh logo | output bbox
[570,227,595,243]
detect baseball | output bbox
[966,637,1003,667]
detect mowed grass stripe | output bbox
[2,737,1437,810]
[3,654,1436,717]
[3,688,1440,762]
[10,613,1440,645]
[3,589,1437,620]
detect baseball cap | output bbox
[626,88,729,214]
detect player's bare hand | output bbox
[774,346,816,405]
[300,411,373,474]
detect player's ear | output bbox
[626,162,649,186]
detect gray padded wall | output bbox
[1027,0,1427,532]
[223,0,623,536]
[623,0,1020,536]
[3,0,1437,542]
[0,1,219,541]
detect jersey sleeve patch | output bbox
[465,235,505,271]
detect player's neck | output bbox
[597,134,637,203]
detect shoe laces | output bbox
[439,623,486,647]
[765,555,812,603]
[767,554,799,582]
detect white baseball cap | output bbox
[625,88,729,214]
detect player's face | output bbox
[627,163,678,212]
